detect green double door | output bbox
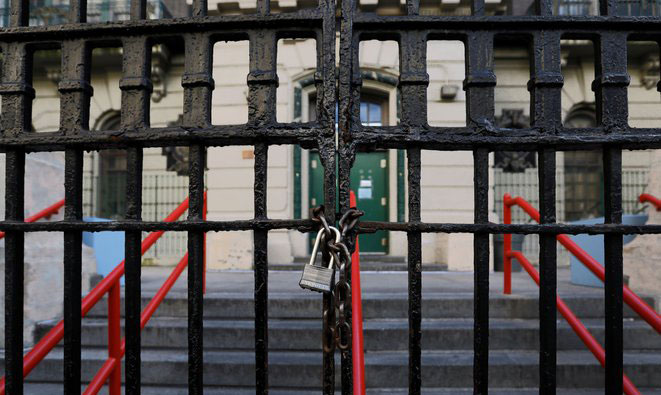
[309,151,389,253]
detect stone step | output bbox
[85,292,653,320]
[11,349,661,389]
[19,383,661,395]
[34,317,661,352]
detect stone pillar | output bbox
[623,149,661,296]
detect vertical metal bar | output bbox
[473,149,490,395]
[120,36,151,395]
[192,0,208,16]
[536,0,553,15]
[187,144,206,395]
[0,38,37,391]
[599,0,617,15]
[248,30,278,127]
[63,155,84,394]
[529,31,562,395]
[471,0,485,16]
[3,148,25,395]
[9,0,28,27]
[399,29,428,395]
[318,0,339,392]
[60,36,92,394]
[2,31,31,395]
[130,0,147,20]
[247,27,277,394]
[253,143,269,395]
[68,0,87,23]
[183,31,213,395]
[465,31,495,395]
[594,32,628,395]
[317,0,336,128]
[107,283,122,395]
[537,148,557,395]
[406,147,422,395]
[337,0,358,392]
[406,0,419,15]
[603,148,623,394]
[256,0,270,15]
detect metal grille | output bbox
[342,1,661,394]
[1,1,661,395]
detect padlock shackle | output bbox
[309,227,341,269]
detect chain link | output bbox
[311,205,363,351]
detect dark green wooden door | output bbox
[309,151,389,253]
[350,152,389,253]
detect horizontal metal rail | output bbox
[503,193,661,333]
[0,194,205,395]
[1,14,661,43]
[3,127,661,153]
[0,199,64,239]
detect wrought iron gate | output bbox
[1,0,661,394]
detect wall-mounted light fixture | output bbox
[440,84,459,100]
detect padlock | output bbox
[299,227,341,293]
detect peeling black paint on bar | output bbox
[406,148,422,394]
[465,23,495,392]
[63,148,84,394]
[4,150,25,395]
[1,219,661,235]
[120,28,151,394]
[321,0,338,385]
[187,144,206,395]
[595,21,628,392]
[337,0,358,390]
[529,26,562,394]
[398,18,427,391]
[1,9,29,390]
[182,10,212,390]
[59,3,91,387]
[254,142,269,393]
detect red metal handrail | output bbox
[639,193,661,211]
[503,193,661,333]
[0,199,65,240]
[0,193,207,395]
[507,250,641,395]
[350,190,366,395]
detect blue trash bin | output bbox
[83,217,126,285]
[569,214,647,288]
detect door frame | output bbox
[292,72,406,256]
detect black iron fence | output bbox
[1,0,660,394]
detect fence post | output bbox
[108,282,122,395]
[503,193,512,294]
[203,191,208,294]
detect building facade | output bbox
[8,0,661,270]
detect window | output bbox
[95,115,128,219]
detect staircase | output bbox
[12,271,661,394]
